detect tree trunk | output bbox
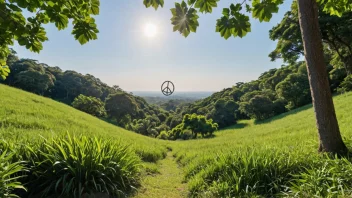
[297,0,347,154]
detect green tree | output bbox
[171,113,218,139]
[210,99,238,128]
[105,93,138,124]
[14,70,55,95]
[270,2,352,74]
[146,0,351,153]
[239,95,274,120]
[276,73,311,109]
[72,94,106,117]
[0,0,100,79]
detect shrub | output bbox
[339,74,352,93]
[0,151,26,198]
[20,134,141,197]
[72,94,106,117]
[157,131,169,140]
[181,129,193,140]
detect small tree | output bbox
[171,114,218,139]
[72,94,106,117]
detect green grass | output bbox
[171,92,352,197]
[2,84,352,197]
[0,84,167,163]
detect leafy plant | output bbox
[0,151,26,198]
[21,134,141,197]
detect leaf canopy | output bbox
[144,0,352,39]
[0,0,101,79]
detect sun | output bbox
[144,23,157,38]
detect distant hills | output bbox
[132,91,214,100]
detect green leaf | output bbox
[89,0,100,15]
[47,1,55,7]
[216,14,233,39]
[252,0,283,22]
[194,0,219,13]
[72,18,99,45]
[0,65,10,80]
[318,0,352,16]
[54,14,69,30]
[7,3,22,12]
[170,1,199,37]
[216,4,251,39]
[143,0,164,10]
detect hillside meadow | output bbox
[1,84,352,197]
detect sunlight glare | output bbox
[144,23,157,38]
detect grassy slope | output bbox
[173,91,352,159]
[2,84,352,197]
[0,84,167,162]
[171,92,352,196]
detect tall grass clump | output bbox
[289,156,352,197]
[11,134,142,197]
[186,148,318,197]
[0,151,26,197]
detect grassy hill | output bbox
[1,84,352,197]
[0,84,167,162]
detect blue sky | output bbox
[13,0,293,92]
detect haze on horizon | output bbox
[12,1,292,92]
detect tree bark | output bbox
[297,0,347,154]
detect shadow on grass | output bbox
[223,122,249,130]
[254,104,313,125]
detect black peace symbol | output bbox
[161,81,175,96]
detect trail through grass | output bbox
[134,151,187,198]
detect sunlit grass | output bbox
[2,84,352,197]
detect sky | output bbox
[12,0,293,92]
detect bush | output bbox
[181,129,193,140]
[157,131,169,140]
[339,74,352,93]
[72,94,106,117]
[0,151,25,198]
[19,134,141,197]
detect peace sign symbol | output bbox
[161,81,175,96]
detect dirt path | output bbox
[133,152,187,198]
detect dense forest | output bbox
[1,2,352,141]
